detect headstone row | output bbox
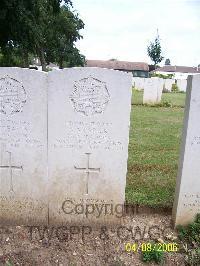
[0,67,132,225]
[133,77,188,93]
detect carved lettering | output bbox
[53,121,123,150]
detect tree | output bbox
[165,58,171,65]
[0,0,84,70]
[45,5,85,69]
[147,33,164,69]
[0,0,56,68]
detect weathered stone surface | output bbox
[48,67,132,225]
[143,78,163,104]
[0,67,132,226]
[0,68,48,225]
[173,75,200,226]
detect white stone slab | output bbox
[163,79,174,92]
[143,78,163,104]
[48,67,132,225]
[173,75,200,226]
[177,79,187,92]
[133,77,145,90]
[159,77,165,93]
[132,77,135,87]
[0,68,48,225]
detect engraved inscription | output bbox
[0,119,43,148]
[0,76,26,115]
[69,76,110,116]
[0,196,47,215]
[191,136,200,146]
[74,153,100,195]
[183,194,200,208]
[62,197,113,205]
[0,147,23,192]
[53,121,123,150]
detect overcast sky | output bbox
[72,0,200,66]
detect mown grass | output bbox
[126,90,186,207]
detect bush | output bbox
[161,100,173,107]
[141,244,165,264]
[177,214,200,266]
[171,83,180,92]
[177,214,200,245]
[150,73,174,79]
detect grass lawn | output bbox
[126,90,186,208]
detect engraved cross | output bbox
[74,153,100,195]
[0,151,23,192]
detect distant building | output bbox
[86,59,149,78]
[154,65,200,79]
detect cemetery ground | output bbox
[0,90,189,266]
[126,90,186,208]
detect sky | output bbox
[71,0,200,67]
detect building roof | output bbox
[86,60,149,71]
[156,65,200,74]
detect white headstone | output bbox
[132,77,135,87]
[154,77,165,92]
[48,68,132,224]
[177,79,187,92]
[0,68,48,225]
[143,78,163,104]
[133,77,145,90]
[163,79,174,92]
[173,75,200,226]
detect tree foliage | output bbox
[147,34,164,69]
[165,58,171,65]
[45,5,85,68]
[0,0,84,70]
